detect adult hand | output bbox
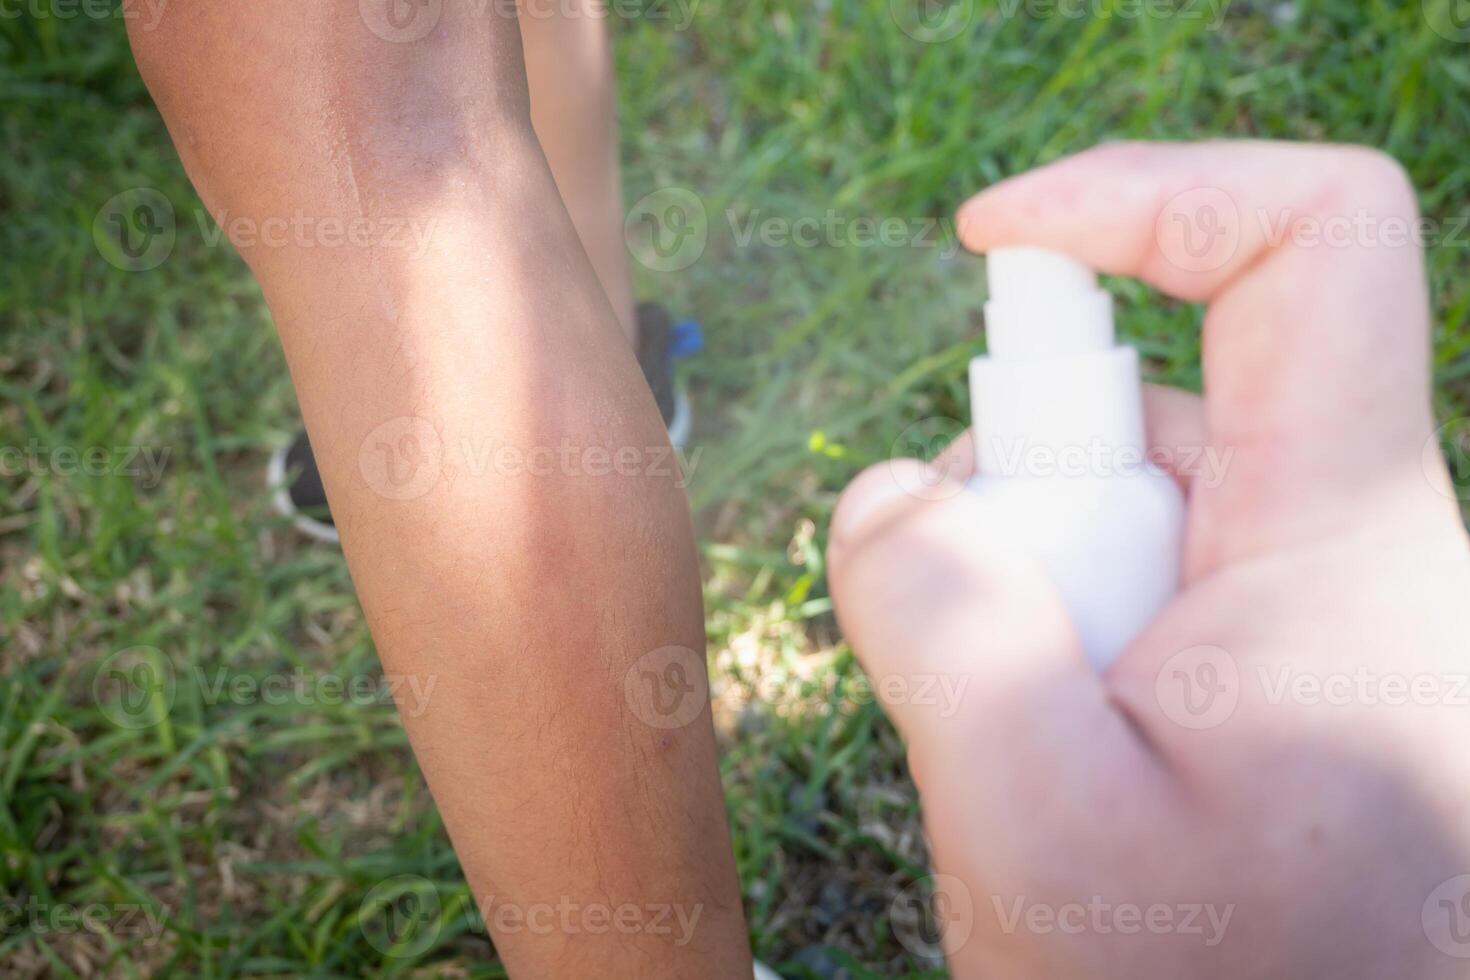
[828,141,1470,978]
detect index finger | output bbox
[957,141,1435,559]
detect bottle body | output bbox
[968,466,1183,670]
[968,310,1184,670]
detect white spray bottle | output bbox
[967,247,1184,670]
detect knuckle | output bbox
[1329,147,1419,216]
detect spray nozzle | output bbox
[983,246,1115,359]
[987,247,1097,301]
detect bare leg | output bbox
[126,2,748,975]
[521,3,637,341]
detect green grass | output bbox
[3,1,1470,976]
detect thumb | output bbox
[826,459,1144,785]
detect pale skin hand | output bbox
[827,142,1470,978]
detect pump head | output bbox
[984,247,1115,359]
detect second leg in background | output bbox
[522,0,638,342]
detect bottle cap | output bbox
[984,247,1115,358]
